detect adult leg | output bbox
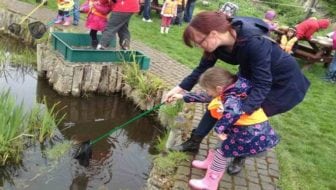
[226,156,246,175]
[142,0,151,21]
[117,13,133,50]
[72,0,80,25]
[325,54,336,81]
[170,110,217,153]
[183,0,196,23]
[100,12,131,48]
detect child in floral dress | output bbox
[172,67,280,190]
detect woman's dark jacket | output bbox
[179,16,310,116]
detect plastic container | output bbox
[50,32,150,70]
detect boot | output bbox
[164,27,170,34]
[91,40,99,48]
[192,149,214,169]
[226,156,246,175]
[54,15,63,24]
[121,39,130,50]
[63,17,71,26]
[160,27,164,34]
[169,132,203,153]
[189,163,224,190]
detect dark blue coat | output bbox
[179,16,310,116]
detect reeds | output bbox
[0,91,63,166]
[28,99,65,142]
[0,91,29,165]
[123,61,166,102]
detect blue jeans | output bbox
[143,0,151,20]
[183,0,196,23]
[73,0,80,23]
[328,54,336,73]
[192,110,217,137]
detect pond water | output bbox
[0,37,163,190]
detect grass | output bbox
[9,0,336,189]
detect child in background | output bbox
[280,27,298,54]
[80,0,111,48]
[160,0,177,34]
[55,0,75,26]
[263,10,278,31]
[325,25,336,82]
[171,67,280,190]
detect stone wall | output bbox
[37,44,125,97]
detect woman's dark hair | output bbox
[183,11,234,48]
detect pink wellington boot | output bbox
[54,15,63,24]
[63,17,71,26]
[189,166,224,190]
[192,149,215,169]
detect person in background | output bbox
[183,0,196,23]
[80,0,111,48]
[263,10,278,31]
[55,0,75,26]
[73,0,80,25]
[142,0,153,22]
[171,67,280,190]
[218,2,239,17]
[324,25,336,82]
[160,0,177,34]
[295,17,330,50]
[96,0,139,50]
[173,0,185,25]
[280,27,298,54]
[164,11,310,176]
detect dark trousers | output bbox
[192,110,217,137]
[100,12,133,47]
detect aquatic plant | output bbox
[122,61,167,106]
[0,91,31,165]
[155,131,169,153]
[122,61,142,87]
[11,47,37,66]
[158,100,184,127]
[153,151,189,176]
[135,73,166,102]
[45,140,72,161]
[28,99,65,142]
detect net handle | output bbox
[91,102,165,145]
[19,0,47,24]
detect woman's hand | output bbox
[171,93,183,101]
[217,133,228,141]
[163,86,185,103]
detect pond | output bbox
[0,36,163,190]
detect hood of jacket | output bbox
[317,19,330,29]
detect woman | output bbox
[164,11,310,175]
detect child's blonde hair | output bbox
[198,67,237,91]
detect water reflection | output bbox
[0,64,163,190]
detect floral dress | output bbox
[183,77,280,157]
